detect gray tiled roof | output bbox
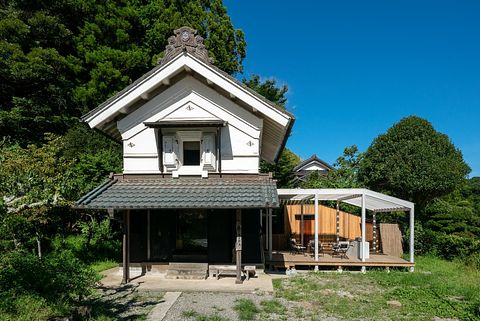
[75,177,279,209]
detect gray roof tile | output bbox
[76,177,279,209]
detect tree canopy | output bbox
[358,116,470,209]
[301,145,363,189]
[242,74,300,187]
[0,0,246,145]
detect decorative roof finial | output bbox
[158,26,214,66]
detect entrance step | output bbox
[165,263,208,280]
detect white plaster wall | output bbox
[119,76,263,174]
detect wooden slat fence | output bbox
[273,204,380,251]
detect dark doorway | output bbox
[174,210,208,261]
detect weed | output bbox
[260,299,286,315]
[234,298,259,320]
[182,309,199,318]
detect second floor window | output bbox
[183,141,200,166]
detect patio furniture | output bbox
[332,241,351,259]
[307,239,324,257]
[289,238,306,255]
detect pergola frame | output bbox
[275,188,415,271]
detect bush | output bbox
[416,229,480,268]
[51,218,121,264]
[0,250,98,303]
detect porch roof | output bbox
[75,176,279,210]
[277,188,414,213]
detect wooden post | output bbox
[235,209,243,284]
[336,201,340,243]
[268,208,273,260]
[300,202,304,246]
[122,210,130,284]
[147,210,151,260]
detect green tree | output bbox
[424,178,480,238]
[358,116,470,211]
[243,74,288,107]
[0,0,246,145]
[260,148,300,188]
[243,74,298,186]
[302,145,363,188]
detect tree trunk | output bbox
[36,233,42,259]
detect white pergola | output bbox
[267,188,415,271]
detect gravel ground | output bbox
[163,291,335,321]
[163,292,269,321]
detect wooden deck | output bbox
[266,251,414,269]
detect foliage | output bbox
[416,230,480,269]
[301,145,363,189]
[260,148,300,187]
[243,74,288,108]
[0,250,98,303]
[0,294,67,321]
[243,73,299,187]
[359,116,470,209]
[233,298,259,321]
[424,190,480,237]
[51,218,121,264]
[0,0,246,146]
[274,256,480,320]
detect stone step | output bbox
[164,272,207,280]
[168,262,208,270]
[165,262,208,280]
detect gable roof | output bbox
[293,154,333,172]
[81,28,294,163]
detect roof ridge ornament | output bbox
[158,26,214,66]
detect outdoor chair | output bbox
[332,241,351,259]
[307,239,324,257]
[289,238,306,255]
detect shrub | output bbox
[51,218,121,264]
[0,250,98,303]
[416,229,480,268]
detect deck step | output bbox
[165,262,208,280]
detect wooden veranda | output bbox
[267,251,414,270]
[265,188,416,272]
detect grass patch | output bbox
[234,298,259,320]
[273,256,480,321]
[90,260,118,273]
[0,294,68,321]
[181,309,230,321]
[182,309,199,318]
[260,299,286,315]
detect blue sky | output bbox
[224,0,480,177]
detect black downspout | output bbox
[156,128,164,177]
[217,127,222,177]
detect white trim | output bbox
[85,53,291,130]
[277,188,414,212]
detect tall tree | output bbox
[243,74,288,107]
[243,74,298,187]
[358,116,470,211]
[0,0,246,145]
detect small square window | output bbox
[183,141,200,166]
